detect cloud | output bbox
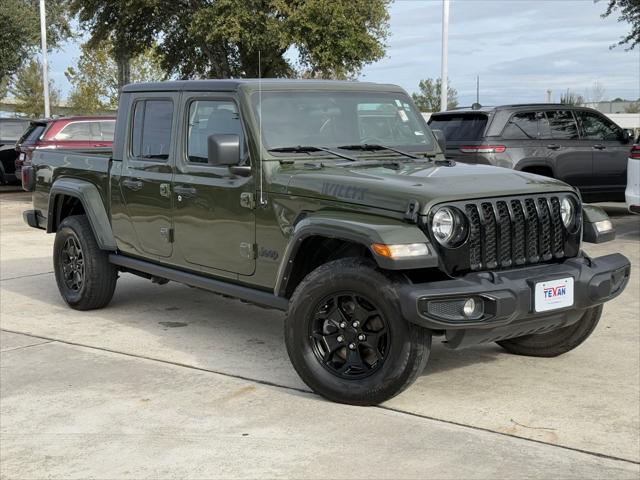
[361,0,640,105]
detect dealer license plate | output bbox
[534,277,574,312]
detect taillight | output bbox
[459,145,506,154]
[22,165,35,192]
[630,146,640,160]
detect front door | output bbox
[171,94,255,276]
[543,110,593,189]
[576,110,628,197]
[118,94,178,258]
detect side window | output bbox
[100,121,115,141]
[576,111,622,141]
[546,110,579,140]
[56,122,94,141]
[130,99,173,160]
[186,100,244,164]
[502,112,539,140]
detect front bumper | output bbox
[399,253,630,349]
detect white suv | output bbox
[626,143,640,214]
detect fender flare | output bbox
[274,211,437,297]
[48,178,117,251]
[514,157,555,177]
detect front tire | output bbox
[285,258,431,406]
[53,215,118,310]
[497,305,602,357]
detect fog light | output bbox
[463,297,484,319]
[463,298,476,317]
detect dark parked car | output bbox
[428,105,632,202]
[0,118,30,184]
[15,116,116,173]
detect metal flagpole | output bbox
[440,0,450,112]
[39,0,50,117]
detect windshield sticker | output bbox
[394,99,403,107]
[398,109,409,122]
[403,103,411,110]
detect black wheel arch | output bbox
[47,178,117,251]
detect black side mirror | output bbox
[621,130,632,144]
[207,134,240,166]
[433,129,446,152]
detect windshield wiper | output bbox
[267,145,357,162]
[337,144,422,159]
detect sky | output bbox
[48,0,640,106]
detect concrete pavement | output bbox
[1,189,639,478]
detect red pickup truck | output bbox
[15,116,116,173]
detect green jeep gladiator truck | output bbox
[22,80,630,405]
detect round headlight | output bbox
[432,207,467,246]
[560,197,575,229]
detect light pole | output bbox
[39,0,50,117]
[440,0,450,112]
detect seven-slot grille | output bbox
[465,196,566,271]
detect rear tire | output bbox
[53,215,118,310]
[285,257,431,405]
[497,305,602,357]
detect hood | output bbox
[281,161,575,215]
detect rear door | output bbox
[118,94,178,258]
[428,113,489,162]
[171,92,256,276]
[543,110,593,189]
[575,110,628,196]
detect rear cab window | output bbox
[428,113,488,142]
[131,99,174,160]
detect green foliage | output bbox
[71,0,390,83]
[625,102,640,113]
[0,0,70,85]
[598,0,640,50]
[65,42,165,114]
[560,89,585,105]
[411,78,458,112]
[10,59,60,118]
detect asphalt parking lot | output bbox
[1,186,639,479]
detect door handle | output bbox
[546,144,560,150]
[174,185,197,198]
[593,144,606,150]
[122,178,143,190]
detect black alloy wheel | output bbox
[310,292,390,379]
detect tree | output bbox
[587,81,607,103]
[71,0,390,84]
[68,0,166,92]
[411,78,458,112]
[10,59,60,118]
[625,103,640,113]
[560,89,585,106]
[65,42,165,114]
[598,0,640,50]
[0,0,70,84]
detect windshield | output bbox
[251,91,434,153]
